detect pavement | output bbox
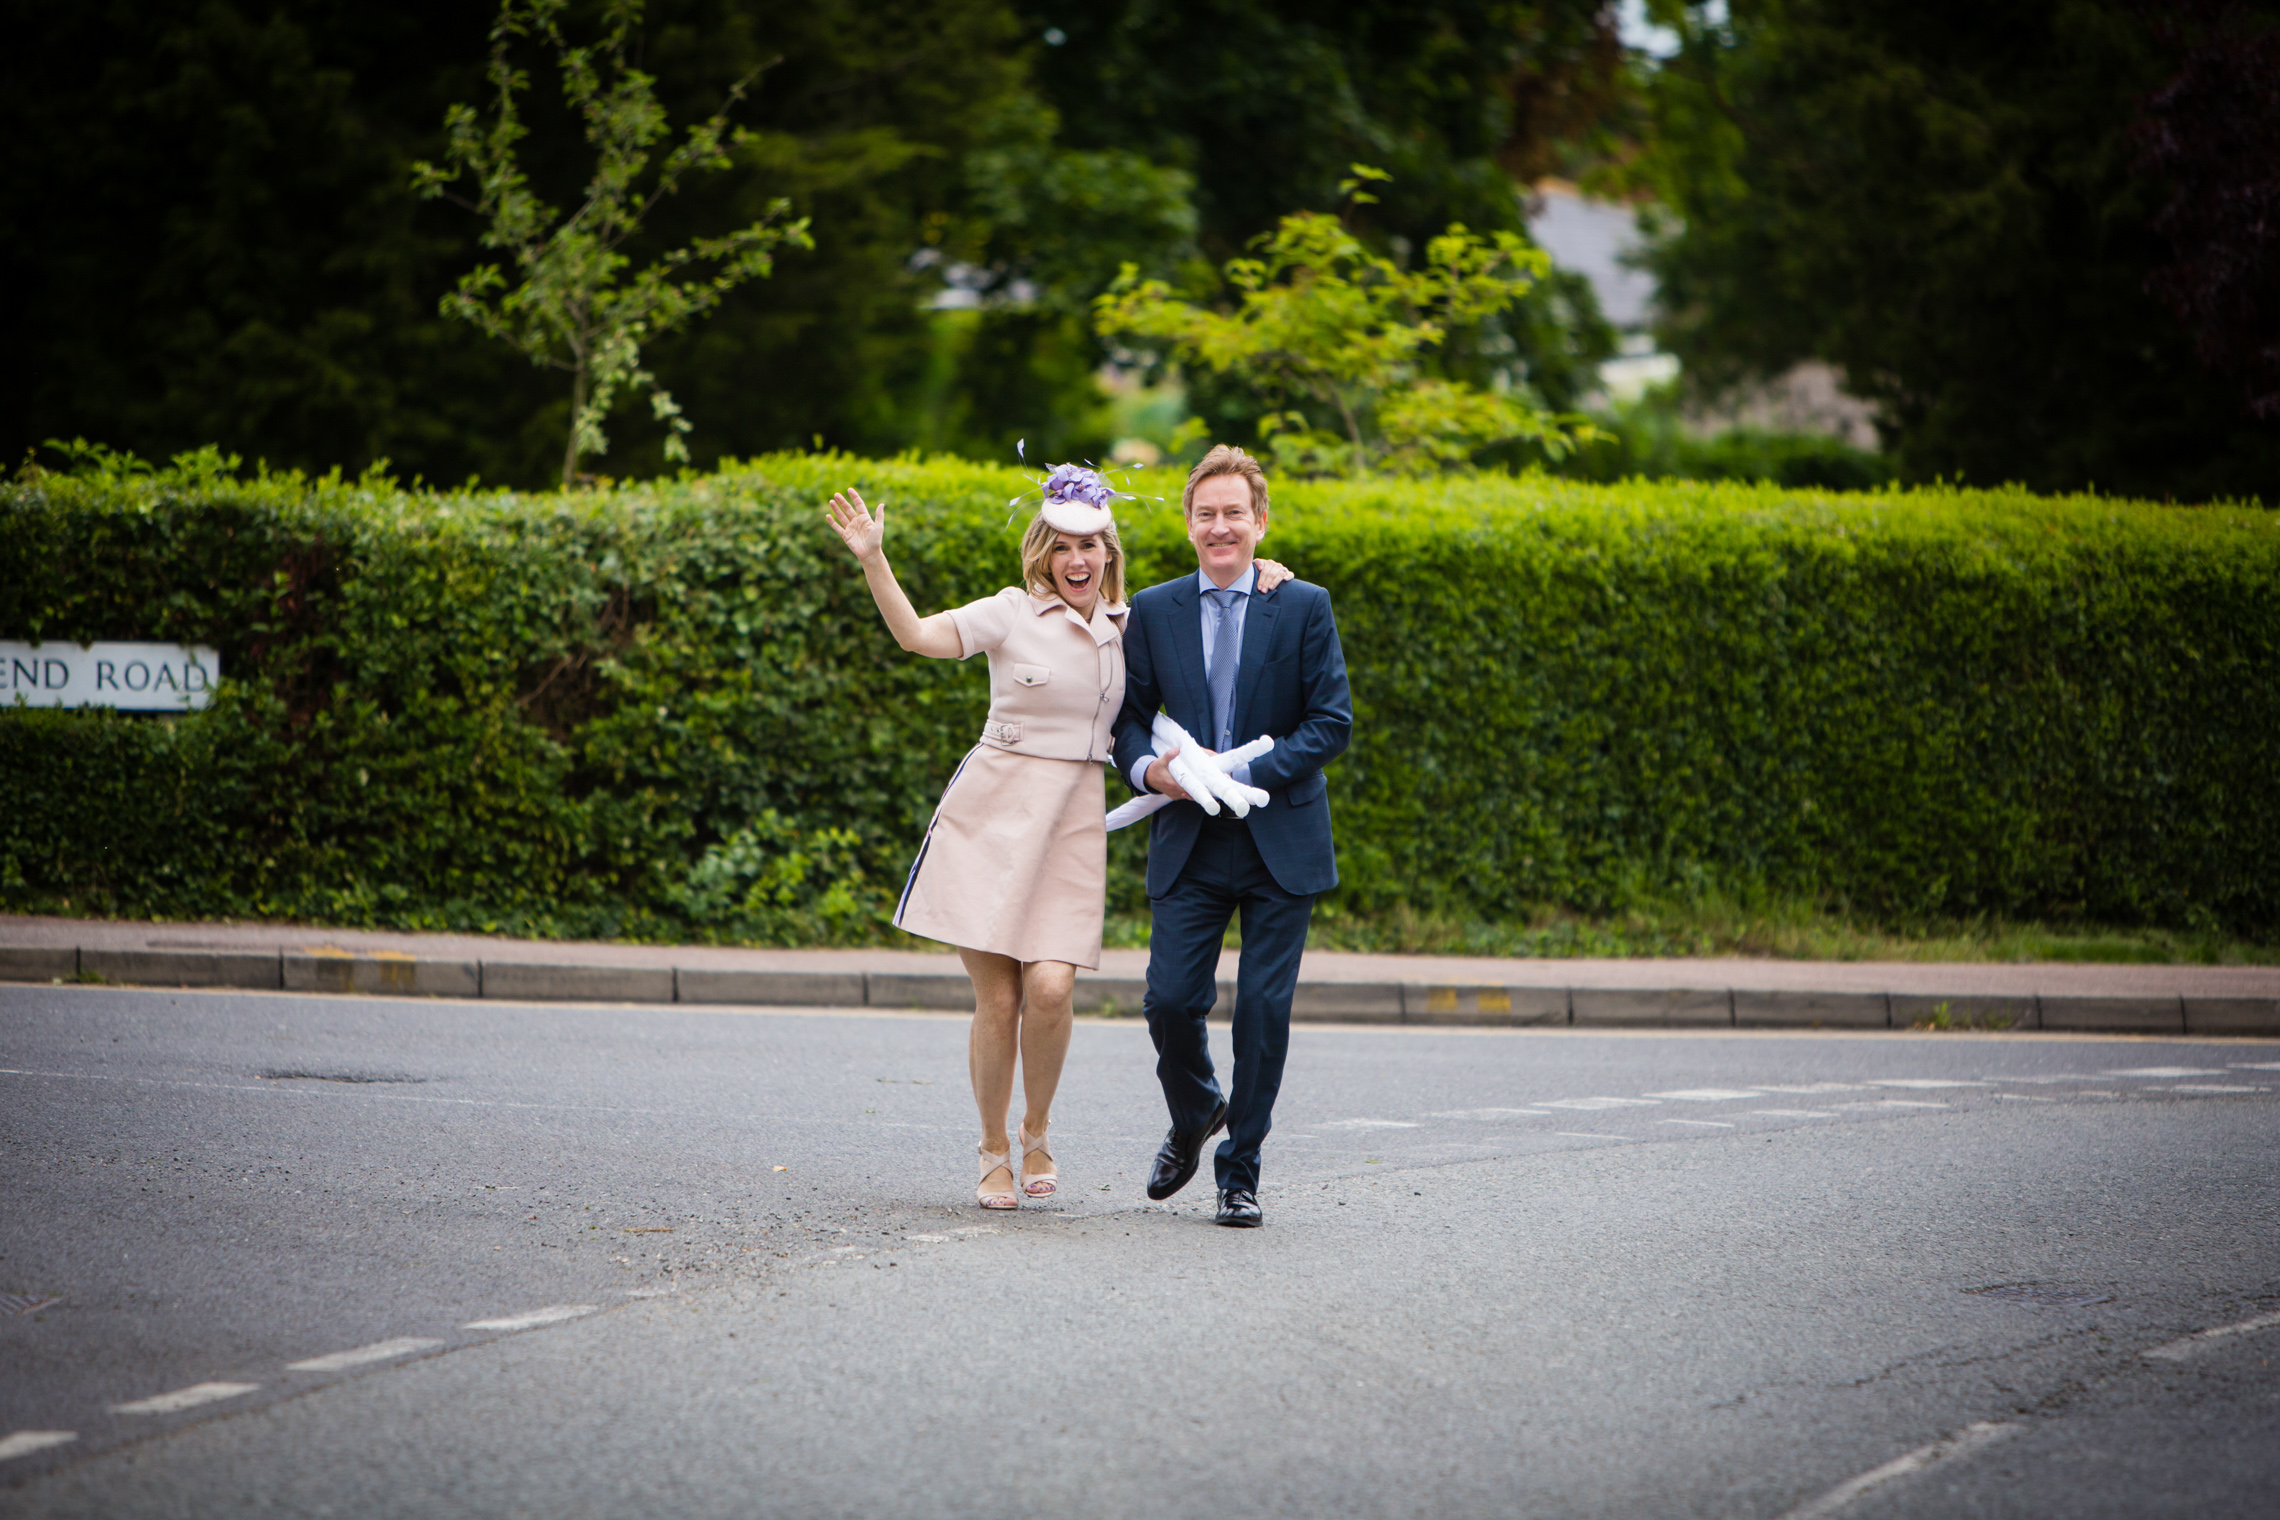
[5,914,2276,1034]
[1,982,2275,1517]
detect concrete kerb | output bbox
[81,947,282,990]
[1734,989,1891,1029]
[1889,993,2039,1031]
[1573,988,1732,1028]
[3,944,2277,1035]
[284,951,478,999]
[676,968,864,1007]
[0,946,78,982]
[2036,993,2186,1035]
[2184,997,2280,1036]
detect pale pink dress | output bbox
[894,587,1129,968]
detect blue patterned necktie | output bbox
[1206,587,1243,752]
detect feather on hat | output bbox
[1008,443,1136,534]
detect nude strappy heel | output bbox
[1019,1124,1058,1197]
[976,1142,1018,1210]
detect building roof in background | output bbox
[1526,182,1655,331]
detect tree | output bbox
[1620,0,2280,500]
[1097,170,1596,475]
[2134,0,2280,422]
[898,90,1199,464]
[1021,0,1627,434]
[1,0,1619,485]
[412,0,809,486]
[0,0,1105,486]
[0,0,542,482]
[1018,1,1625,259]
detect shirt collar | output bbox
[1196,565,1257,598]
[1024,588,1129,645]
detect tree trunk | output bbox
[562,362,588,490]
[1334,391,1368,478]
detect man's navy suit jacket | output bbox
[1111,573,1352,899]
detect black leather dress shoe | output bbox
[1215,1188,1262,1227]
[1145,1100,1228,1201]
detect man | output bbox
[1112,445,1352,1227]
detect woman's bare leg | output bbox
[961,948,1023,1195]
[1017,960,1076,1185]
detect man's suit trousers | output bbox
[1142,814,1314,1194]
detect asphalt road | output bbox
[2,984,2276,1518]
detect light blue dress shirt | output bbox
[1131,565,1256,794]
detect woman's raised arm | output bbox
[824,489,964,659]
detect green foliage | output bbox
[0,0,1146,485]
[1097,179,1598,476]
[3,2,1628,488]
[897,91,1200,466]
[1019,1,1627,260]
[412,0,811,486]
[4,451,2275,943]
[670,810,886,945]
[1619,0,2280,499]
[1024,2,1627,454]
[1557,388,1895,490]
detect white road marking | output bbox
[1553,1132,1629,1141]
[463,1305,597,1332]
[2143,1309,2280,1362]
[1543,1096,1660,1110]
[1318,1118,1421,1129]
[287,1337,443,1373]
[2106,1066,2225,1078]
[1838,1100,1948,1110]
[0,1432,76,1462]
[2230,1062,2280,1071]
[1428,1107,1551,1119]
[1751,1109,1834,1118]
[1773,1421,2022,1520]
[1643,1088,1760,1102]
[1753,1083,1867,1093]
[2153,1084,2268,1093]
[1994,1094,2054,1102]
[1657,1118,1735,1128]
[1866,1079,1988,1089]
[906,1233,948,1242]
[112,1382,260,1415]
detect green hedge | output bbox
[4,453,2276,939]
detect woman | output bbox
[824,468,1288,1208]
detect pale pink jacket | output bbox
[947,586,1129,764]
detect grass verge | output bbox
[1106,896,2279,964]
[1297,898,2278,964]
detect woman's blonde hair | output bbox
[1019,511,1126,606]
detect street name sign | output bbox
[0,642,221,711]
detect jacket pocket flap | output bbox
[1011,663,1051,687]
[1284,771,1327,804]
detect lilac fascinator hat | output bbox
[1039,463,1122,535]
[1009,443,1136,535]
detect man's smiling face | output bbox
[1187,475,1268,587]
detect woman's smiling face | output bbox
[1047,531,1109,611]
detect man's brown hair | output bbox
[1182,444,1270,520]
